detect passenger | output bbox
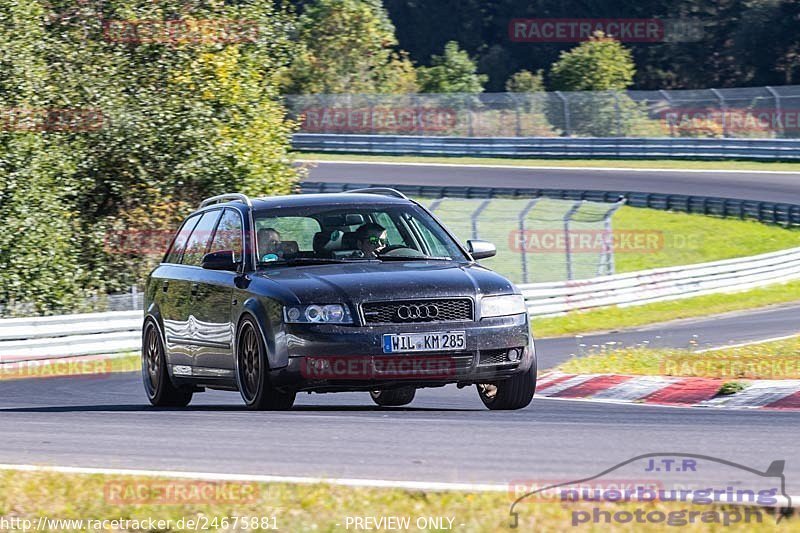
[257,227,282,262]
[354,223,388,258]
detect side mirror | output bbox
[201,250,238,271]
[467,240,496,260]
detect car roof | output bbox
[190,192,414,219]
[251,192,411,210]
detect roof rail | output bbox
[199,193,252,209]
[344,187,409,200]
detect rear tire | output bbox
[142,320,193,407]
[370,387,416,407]
[236,316,296,411]
[477,362,536,411]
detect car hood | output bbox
[251,261,516,304]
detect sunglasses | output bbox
[367,236,387,246]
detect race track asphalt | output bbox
[1,372,798,495]
[302,160,800,204]
[2,161,798,506]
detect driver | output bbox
[354,223,387,258]
[257,227,282,262]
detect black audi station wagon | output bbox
[143,189,536,410]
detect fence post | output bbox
[518,199,539,284]
[470,199,492,239]
[563,201,583,280]
[711,88,728,137]
[556,91,571,136]
[766,86,782,138]
[598,198,626,276]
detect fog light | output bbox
[508,348,520,362]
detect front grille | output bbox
[361,298,474,324]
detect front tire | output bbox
[370,386,416,407]
[142,320,193,407]
[477,363,536,411]
[236,316,295,411]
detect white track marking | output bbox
[535,374,596,395]
[590,376,677,401]
[697,380,800,408]
[694,333,800,353]
[297,159,800,175]
[0,463,508,492]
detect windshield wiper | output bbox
[259,257,377,267]
[378,255,453,261]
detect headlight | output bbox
[480,294,526,318]
[283,304,353,324]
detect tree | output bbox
[505,69,544,93]
[549,32,635,92]
[418,41,487,93]
[0,0,302,314]
[282,0,418,94]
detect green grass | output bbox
[0,470,794,532]
[557,335,800,379]
[532,280,800,338]
[410,198,800,283]
[613,206,800,272]
[297,152,800,172]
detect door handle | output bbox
[162,280,169,293]
[191,282,199,296]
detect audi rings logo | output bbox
[396,304,439,320]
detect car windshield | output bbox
[253,203,468,266]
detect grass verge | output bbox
[557,335,800,380]
[532,280,800,338]
[0,353,139,382]
[612,206,800,272]
[0,470,794,532]
[297,152,800,172]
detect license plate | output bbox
[382,331,466,353]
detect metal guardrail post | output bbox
[562,201,583,281]
[518,199,539,284]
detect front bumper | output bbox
[270,313,534,392]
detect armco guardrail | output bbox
[301,181,800,226]
[521,246,800,317]
[292,134,800,161]
[0,311,142,362]
[2,246,800,358]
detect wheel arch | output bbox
[235,296,286,371]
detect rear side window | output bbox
[208,209,244,263]
[181,210,222,266]
[164,214,200,264]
